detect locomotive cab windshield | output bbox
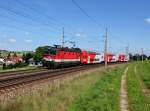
[44,47,57,55]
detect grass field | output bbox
[0,64,126,111]
[1,62,150,111]
[136,61,150,88]
[127,62,150,111]
[68,65,125,111]
[0,66,37,73]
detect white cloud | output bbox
[74,32,86,38]
[8,38,16,43]
[75,33,82,37]
[25,39,32,43]
[145,18,150,24]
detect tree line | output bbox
[129,53,150,61]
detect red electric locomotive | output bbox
[43,45,81,68]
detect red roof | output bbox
[9,56,23,62]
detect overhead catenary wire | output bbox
[0,12,62,37]
[0,1,80,51]
[14,0,63,28]
[72,0,130,54]
[71,0,110,61]
[0,5,61,32]
[71,0,105,30]
[0,0,130,53]
[14,0,81,43]
[15,0,77,32]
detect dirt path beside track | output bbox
[120,67,129,111]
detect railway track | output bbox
[0,63,123,95]
[0,68,47,77]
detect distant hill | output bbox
[0,50,34,57]
[0,50,9,57]
[0,50,8,52]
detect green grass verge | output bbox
[136,61,150,88]
[0,68,105,111]
[127,63,150,111]
[0,66,37,73]
[0,65,126,111]
[67,65,126,111]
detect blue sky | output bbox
[0,0,150,54]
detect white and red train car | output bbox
[80,50,103,64]
[105,53,114,62]
[105,53,129,63]
[116,54,129,62]
[43,45,129,68]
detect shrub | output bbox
[2,62,28,70]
